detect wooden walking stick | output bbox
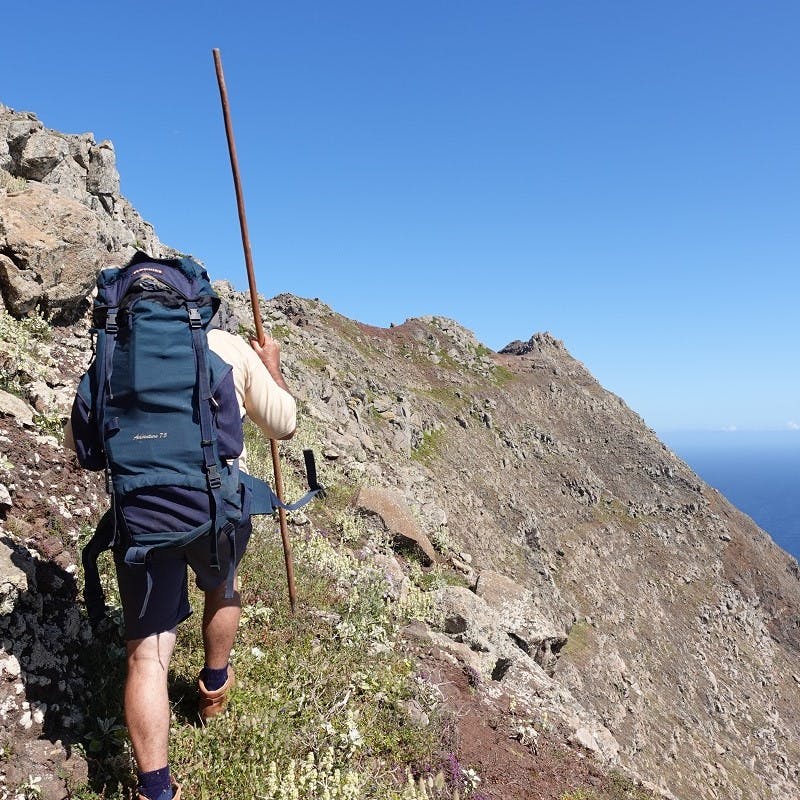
[213,48,298,613]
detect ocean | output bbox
[662,430,800,562]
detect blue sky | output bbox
[3,1,799,432]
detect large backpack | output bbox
[72,251,321,624]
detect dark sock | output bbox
[137,765,172,800]
[200,663,229,692]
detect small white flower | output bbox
[347,725,364,748]
[515,723,539,748]
[461,766,481,790]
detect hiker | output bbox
[65,253,300,800]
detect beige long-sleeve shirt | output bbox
[65,329,296,472]
[207,328,296,442]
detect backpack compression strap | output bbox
[103,308,118,403]
[90,307,120,481]
[241,450,326,515]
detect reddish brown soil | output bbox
[416,648,656,800]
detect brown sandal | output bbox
[198,666,235,722]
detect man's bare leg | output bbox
[202,579,241,670]
[197,581,240,721]
[125,629,177,773]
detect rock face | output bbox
[0,106,799,800]
[0,104,173,320]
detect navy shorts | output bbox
[113,519,252,641]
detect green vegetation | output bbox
[329,317,386,361]
[236,322,255,340]
[0,169,27,192]
[0,310,69,440]
[591,497,638,531]
[430,525,452,555]
[165,529,441,799]
[490,364,516,387]
[300,354,328,370]
[34,408,65,442]
[432,348,460,370]
[608,770,656,799]
[408,561,467,594]
[411,428,446,465]
[559,772,654,800]
[269,324,292,342]
[416,386,465,410]
[0,309,53,398]
[560,621,593,663]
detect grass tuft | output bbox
[411,428,446,465]
[0,169,27,192]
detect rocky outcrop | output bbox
[499,331,566,357]
[0,104,173,320]
[0,388,35,428]
[430,580,621,762]
[356,486,439,564]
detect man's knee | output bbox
[204,577,241,607]
[127,629,177,674]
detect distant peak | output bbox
[500,332,564,355]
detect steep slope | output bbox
[230,294,800,800]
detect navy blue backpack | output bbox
[72,251,321,624]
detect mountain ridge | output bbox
[1,104,799,800]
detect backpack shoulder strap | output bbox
[81,509,116,627]
[187,303,228,568]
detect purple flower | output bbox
[445,753,464,788]
[464,665,481,688]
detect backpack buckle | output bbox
[207,465,222,489]
[188,307,202,329]
[106,310,118,335]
